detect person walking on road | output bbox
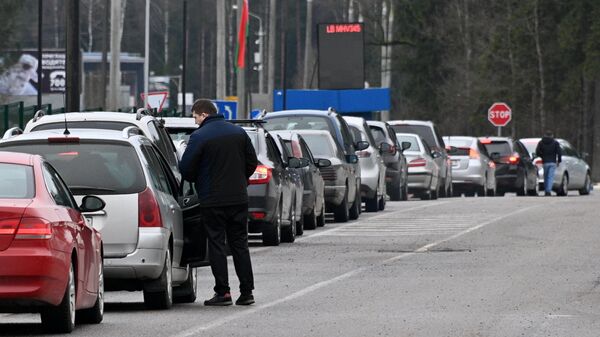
[535,130,562,196]
[179,99,258,306]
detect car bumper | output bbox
[407,172,432,191]
[360,173,379,198]
[0,245,70,308]
[324,185,345,206]
[104,227,170,281]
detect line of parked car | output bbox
[0,107,593,333]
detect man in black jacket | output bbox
[535,130,562,196]
[179,99,258,306]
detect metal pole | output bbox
[37,0,43,110]
[144,0,150,109]
[216,0,226,99]
[100,0,109,109]
[109,0,122,111]
[236,0,246,118]
[281,1,287,110]
[182,0,187,115]
[498,126,502,137]
[65,0,80,112]
[267,0,276,110]
[303,0,313,89]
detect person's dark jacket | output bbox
[179,115,258,207]
[535,136,562,164]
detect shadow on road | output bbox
[0,323,44,336]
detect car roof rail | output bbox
[2,127,23,140]
[136,108,154,121]
[228,119,267,128]
[327,107,336,115]
[31,109,45,123]
[122,126,143,138]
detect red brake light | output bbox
[469,148,480,159]
[508,154,520,164]
[249,165,272,184]
[250,212,266,220]
[409,158,427,167]
[138,188,163,227]
[534,158,542,166]
[480,138,492,144]
[15,218,52,239]
[47,137,80,144]
[0,218,19,235]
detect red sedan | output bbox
[0,151,105,333]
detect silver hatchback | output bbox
[444,136,497,197]
[396,132,440,200]
[0,128,197,309]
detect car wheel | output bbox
[316,199,326,227]
[281,202,296,243]
[143,249,173,310]
[41,261,76,333]
[378,194,386,211]
[365,190,378,212]
[333,189,349,222]
[173,267,198,304]
[389,178,402,201]
[263,201,282,246]
[556,175,569,196]
[516,174,527,196]
[349,189,360,219]
[579,173,592,195]
[401,182,409,201]
[304,201,318,230]
[77,257,104,324]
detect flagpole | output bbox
[236,0,248,119]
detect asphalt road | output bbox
[2,191,600,337]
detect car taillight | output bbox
[138,188,163,227]
[534,158,542,166]
[409,158,427,167]
[508,154,520,164]
[0,218,19,235]
[469,148,480,159]
[249,165,272,184]
[250,212,266,220]
[15,218,52,239]
[356,150,371,158]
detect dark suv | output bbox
[261,109,368,222]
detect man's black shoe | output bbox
[545,192,551,196]
[235,293,255,306]
[204,293,232,306]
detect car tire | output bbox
[378,194,386,211]
[556,175,569,196]
[349,189,360,220]
[316,199,326,227]
[516,174,527,196]
[304,201,317,230]
[143,249,173,310]
[365,192,378,212]
[281,202,296,243]
[41,262,76,333]
[296,211,305,236]
[263,201,282,246]
[173,267,197,304]
[401,182,409,201]
[579,173,592,195]
[333,189,349,222]
[389,178,402,201]
[77,258,104,324]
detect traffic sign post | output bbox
[140,91,169,113]
[487,102,512,136]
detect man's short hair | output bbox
[544,130,554,137]
[192,99,218,115]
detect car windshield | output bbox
[32,121,133,132]
[0,163,35,198]
[301,134,335,157]
[167,127,197,143]
[0,142,145,195]
[396,135,420,151]
[263,116,332,133]
[483,141,512,156]
[390,125,436,149]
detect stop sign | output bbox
[488,102,512,127]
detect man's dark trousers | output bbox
[201,204,254,295]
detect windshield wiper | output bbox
[69,185,117,192]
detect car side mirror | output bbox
[80,196,106,212]
[346,154,359,164]
[287,157,303,169]
[379,142,391,154]
[401,141,411,151]
[298,157,310,168]
[431,150,441,159]
[315,158,332,168]
[355,141,369,151]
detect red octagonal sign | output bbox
[488,102,512,127]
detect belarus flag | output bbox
[236,0,249,69]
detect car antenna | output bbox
[62,93,70,135]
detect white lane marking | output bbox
[173,203,539,337]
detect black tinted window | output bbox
[0,163,34,198]
[42,163,76,208]
[390,125,437,149]
[369,126,387,143]
[0,142,145,195]
[141,145,173,195]
[483,141,512,156]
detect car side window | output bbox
[141,145,173,195]
[148,121,178,167]
[338,117,355,152]
[149,146,179,197]
[299,138,316,164]
[42,163,76,209]
[386,125,399,146]
[265,135,283,166]
[434,126,445,148]
[478,141,489,157]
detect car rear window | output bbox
[520,140,538,155]
[263,116,332,133]
[0,163,34,198]
[32,121,133,132]
[390,125,436,149]
[396,135,420,151]
[0,142,145,195]
[445,138,472,148]
[483,141,512,156]
[301,134,335,157]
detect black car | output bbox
[270,131,330,231]
[236,121,304,246]
[479,137,538,196]
[261,109,368,222]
